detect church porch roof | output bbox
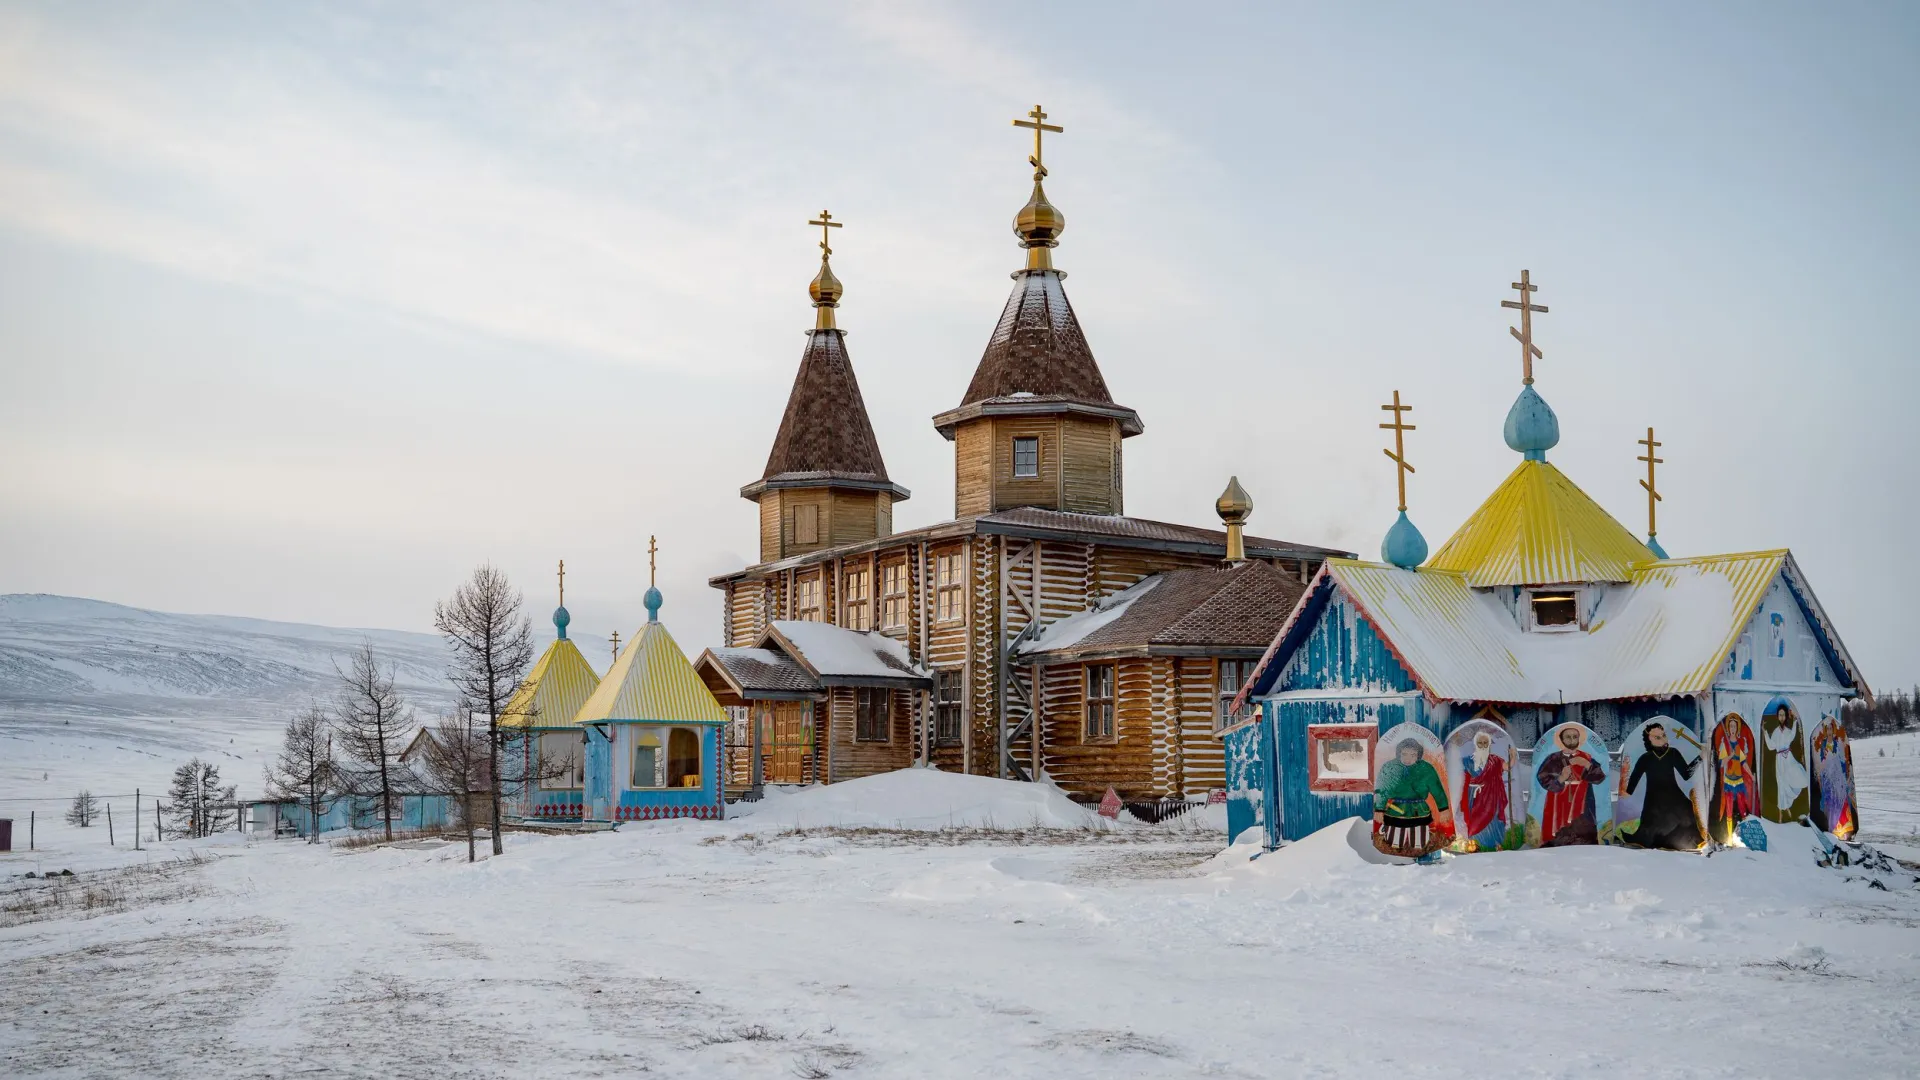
[1019,560,1307,662]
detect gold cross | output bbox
[1379,390,1416,513]
[557,558,566,607]
[807,210,841,257]
[1012,104,1063,181]
[1638,427,1664,539]
[648,535,658,588]
[610,629,621,661]
[1500,269,1550,385]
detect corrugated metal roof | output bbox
[1426,460,1656,586]
[499,637,602,729]
[1326,550,1791,704]
[575,619,727,724]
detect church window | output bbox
[1529,590,1579,629]
[667,727,702,788]
[539,732,582,789]
[629,729,665,789]
[935,670,963,744]
[793,503,819,545]
[1012,437,1039,478]
[1306,724,1376,793]
[856,688,892,742]
[1084,663,1116,741]
[796,576,822,621]
[1216,659,1258,728]
[844,567,871,631]
[880,562,909,629]
[936,551,965,623]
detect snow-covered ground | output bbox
[4,767,1918,1079]
[1855,731,1920,861]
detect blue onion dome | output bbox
[643,586,663,623]
[1503,385,1561,461]
[1645,535,1669,560]
[1382,511,1429,569]
[552,605,570,640]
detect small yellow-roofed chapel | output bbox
[1224,272,1867,858]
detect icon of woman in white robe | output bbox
[1765,715,1808,815]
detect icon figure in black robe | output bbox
[1620,723,1704,851]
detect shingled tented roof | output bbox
[756,328,900,493]
[1019,560,1307,661]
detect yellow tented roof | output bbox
[500,637,602,729]
[1426,459,1655,586]
[574,619,727,724]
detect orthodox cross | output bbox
[1380,390,1416,513]
[1013,104,1063,181]
[1500,269,1550,385]
[808,210,841,258]
[609,630,621,662]
[556,558,566,608]
[1638,426,1664,540]
[648,535,658,587]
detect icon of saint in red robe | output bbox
[1458,731,1510,850]
[1535,725,1605,846]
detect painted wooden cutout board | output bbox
[1808,716,1858,838]
[1528,723,1612,846]
[1444,719,1517,852]
[1760,699,1810,823]
[1372,723,1451,857]
[1709,714,1758,844]
[1613,716,1706,851]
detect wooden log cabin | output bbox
[702,118,1348,804]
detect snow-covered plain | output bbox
[5,758,1919,1079]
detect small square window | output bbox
[1307,724,1376,793]
[1530,590,1579,629]
[1012,437,1039,478]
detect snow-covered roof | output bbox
[1018,561,1308,660]
[766,621,931,684]
[1246,550,1861,708]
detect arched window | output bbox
[668,728,702,788]
[630,729,663,789]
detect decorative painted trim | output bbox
[1307,723,1378,793]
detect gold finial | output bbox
[1011,105,1066,271]
[610,629,621,662]
[1500,270,1550,385]
[1216,476,1253,564]
[806,210,844,330]
[648,535,658,588]
[1638,426,1664,539]
[557,558,566,608]
[1380,390,1416,513]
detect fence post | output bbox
[155,799,162,843]
[107,801,114,846]
[134,789,141,851]
[29,810,34,851]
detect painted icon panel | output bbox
[1808,716,1858,838]
[1760,699,1810,823]
[1709,714,1758,844]
[1528,722,1611,846]
[1372,723,1450,858]
[1444,719,1517,852]
[1613,716,1706,851]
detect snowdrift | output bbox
[730,768,1107,831]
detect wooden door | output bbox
[769,702,813,784]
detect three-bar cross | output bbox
[1012,104,1063,181]
[610,630,621,663]
[648,535,658,588]
[557,558,566,608]
[1380,390,1417,513]
[1500,269,1550,385]
[1638,427,1664,541]
[808,210,842,258]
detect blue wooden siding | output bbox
[268,793,450,837]
[1223,720,1266,844]
[1275,593,1418,695]
[1270,696,1422,845]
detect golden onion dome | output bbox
[1215,475,1253,524]
[1014,180,1066,248]
[809,258,842,307]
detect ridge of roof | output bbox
[759,328,894,489]
[1426,459,1656,586]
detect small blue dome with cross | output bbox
[1503,385,1560,461]
[644,586,662,623]
[1382,511,1428,569]
[552,605,570,640]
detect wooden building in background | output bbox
[706,113,1346,803]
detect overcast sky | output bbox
[1,2,1915,687]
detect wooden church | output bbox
[700,108,1346,805]
[1222,275,1867,855]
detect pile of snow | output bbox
[730,768,1107,831]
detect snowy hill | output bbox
[0,594,460,815]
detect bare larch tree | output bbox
[417,700,492,862]
[334,642,413,842]
[166,759,235,838]
[435,564,534,856]
[264,704,335,843]
[65,790,99,828]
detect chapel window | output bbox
[880,562,909,630]
[1216,659,1258,729]
[1529,590,1579,629]
[936,551,965,623]
[844,567,871,631]
[856,688,892,742]
[796,576,822,621]
[630,728,664,789]
[667,728,702,788]
[934,670,964,744]
[1012,436,1039,478]
[1084,663,1116,741]
[539,732,582,789]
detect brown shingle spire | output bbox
[758,328,892,484]
[959,268,1118,408]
